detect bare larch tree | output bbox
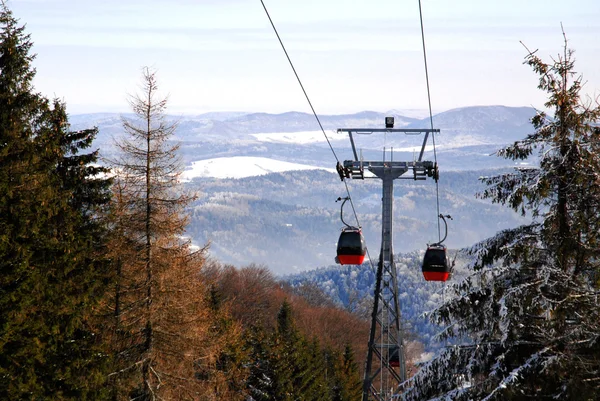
[105,67,210,400]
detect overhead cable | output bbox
[259,0,374,271]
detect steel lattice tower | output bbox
[337,123,439,401]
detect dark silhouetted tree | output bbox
[0,3,112,398]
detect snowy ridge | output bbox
[250,130,345,144]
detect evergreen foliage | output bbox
[0,3,112,398]
[246,300,362,401]
[404,35,600,401]
[328,345,362,401]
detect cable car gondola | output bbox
[335,197,366,265]
[422,214,452,282]
[422,243,450,281]
[336,227,366,265]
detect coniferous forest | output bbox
[1,3,599,401]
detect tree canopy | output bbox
[0,3,113,398]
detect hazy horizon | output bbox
[9,0,600,115]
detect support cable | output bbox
[418,0,442,242]
[260,0,336,163]
[419,1,452,329]
[260,0,376,271]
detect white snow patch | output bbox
[182,156,335,180]
[393,145,435,152]
[416,351,436,363]
[250,130,345,144]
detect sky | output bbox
[8,0,600,115]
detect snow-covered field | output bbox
[250,130,346,144]
[182,156,335,180]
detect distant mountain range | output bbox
[71,105,537,156]
[71,105,537,274]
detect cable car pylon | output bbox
[337,117,439,401]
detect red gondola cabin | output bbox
[336,227,366,265]
[422,244,450,282]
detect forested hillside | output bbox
[285,250,473,348]
[184,169,528,274]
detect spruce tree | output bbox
[404,35,600,400]
[201,283,249,400]
[246,300,343,401]
[0,3,113,398]
[329,345,361,401]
